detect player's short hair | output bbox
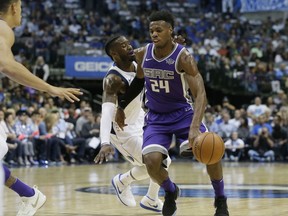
[148,10,175,29]
[104,35,121,59]
[0,0,18,13]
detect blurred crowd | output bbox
[12,0,288,94]
[1,80,102,166]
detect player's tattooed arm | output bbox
[102,74,126,104]
[178,50,207,146]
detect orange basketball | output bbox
[192,132,225,165]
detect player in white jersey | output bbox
[94,35,171,212]
[0,125,6,216]
[0,1,82,215]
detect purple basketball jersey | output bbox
[142,43,191,113]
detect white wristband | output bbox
[100,102,116,145]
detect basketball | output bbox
[192,132,225,165]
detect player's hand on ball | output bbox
[94,144,115,164]
[189,127,201,148]
[115,107,127,130]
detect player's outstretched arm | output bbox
[96,74,124,163]
[178,50,207,146]
[0,24,82,102]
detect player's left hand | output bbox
[94,144,115,164]
[47,86,83,103]
[189,127,201,148]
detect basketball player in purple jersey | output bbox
[116,10,229,216]
[94,35,171,212]
[0,1,82,215]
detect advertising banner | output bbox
[65,56,113,79]
[239,0,288,12]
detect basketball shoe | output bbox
[179,141,193,157]
[162,184,180,216]
[111,174,136,207]
[17,186,46,216]
[214,196,229,216]
[140,195,163,212]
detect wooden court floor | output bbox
[3,161,288,216]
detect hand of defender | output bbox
[94,144,115,164]
[115,107,127,130]
[174,35,186,46]
[47,86,83,103]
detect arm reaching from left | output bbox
[0,22,82,102]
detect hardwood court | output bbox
[3,161,288,216]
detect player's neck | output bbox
[0,15,13,28]
[153,41,175,59]
[116,61,135,72]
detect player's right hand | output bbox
[94,144,115,164]
[47,86,83,103]
[115,107,127,130]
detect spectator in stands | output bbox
[65,107,77,126]
[218,112,237,140]
[273,90,287,109]
[222,96,235,116]
[237,117,251,145]
[271,115,288,161]
[248,127,275,162]
[251,115,273,139]
[81,112,100,142]
[229,109,242,129]
[42,112,62,164]
[33,56,50,81]
[224,131,245,161]
[247,97,270,120]
[52,109,85,163]
[4,111,24,165]
[204,112,219,134]
[0,111,16,166]
[81,112,101,161]
[75,106,92,136]
[14,110,37,166]
[266,96,278,115]
[278,106,288,128]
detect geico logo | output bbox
[74,62,113,72]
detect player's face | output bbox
[11,0,22,27]
[149,21,172,48]
[114,36,135,62]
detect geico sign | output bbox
[74,62,112,72]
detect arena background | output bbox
[8,0,288,113]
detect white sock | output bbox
[120,166,149,185]
[146,179,160,201]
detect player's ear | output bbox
[10,2,17,15]
[110,50,117,59]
